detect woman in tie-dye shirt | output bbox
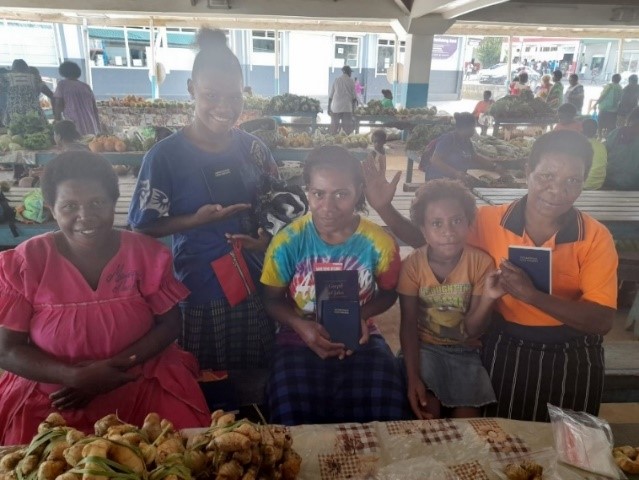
[261,146,406,425]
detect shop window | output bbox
[376,38,396,75]
[334,35,359,68]
[252,30,275,54]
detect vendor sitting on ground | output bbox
[261,146,406,425]
[424,112,502,186]
[53,120,90,151]
[0,151,210,445]
[553,103,582,133]
[381,89,394,109]
[603,107,639,191]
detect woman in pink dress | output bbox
[53,61,101,135]
[0,151,210,445]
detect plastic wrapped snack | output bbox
[548,404,626,479]
[490,448,559,480]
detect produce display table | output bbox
[492,118,555,137]
[272,148,369,163]
[288,418,639,480]
[98,106,193,133]
[0,151,146,167]
[271,112,319,127]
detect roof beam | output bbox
[441,0,510,19]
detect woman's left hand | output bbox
[498,260,539,303]
[226,228,271,252]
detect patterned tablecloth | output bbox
[288,418,626,479]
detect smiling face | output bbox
[307,166,362,237]
[52,179,115,251]
[420,198,470,262]
[188,68,244,137]
[526,153,585,221]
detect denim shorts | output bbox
[419,343,496,408]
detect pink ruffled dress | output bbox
[0,231,210,445]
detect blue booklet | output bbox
[314,270,361,350]
[508,246,552,294]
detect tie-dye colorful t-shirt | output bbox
[261,213,401,343]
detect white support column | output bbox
[274,29,280,95]
[617,39,625,74]
[507,36,513,83]
[81,18,93,89]
[399,33,433,108]
[149,18,158,99]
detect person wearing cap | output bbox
[329,65,357,134]
[424,112,502,185]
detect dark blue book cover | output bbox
[321,300,361,351]
[508,246,552,294]
[314,270,360,348]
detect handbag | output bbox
[211,239,256,307]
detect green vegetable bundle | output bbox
[265,94,321,114]
[8,113,49,136]
[489,90,555,121]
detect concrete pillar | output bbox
[399,33,433,108]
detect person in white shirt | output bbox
[329,65,356,134]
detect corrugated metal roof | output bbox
[88,27,194,46]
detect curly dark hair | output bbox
[528,130,593,179]
[303,145,367,213]
[58,61,82,80]
[410,179,477,227]
[41,151,120,207]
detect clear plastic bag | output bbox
[490,448,559,479]
[376,457,460,480]
[548,403,627,479]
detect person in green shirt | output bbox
[594,73,623,137]
[546,70,564,110]
[381,89,394,109]
[581,118,607,190]
[603,107,639,190]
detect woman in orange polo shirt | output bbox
[363,130,618,422]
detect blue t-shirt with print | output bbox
[128,129,278,305]
[425,132,476,180]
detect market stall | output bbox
[489,90,557,138]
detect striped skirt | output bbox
[482,328,604,422]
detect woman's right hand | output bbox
[194,203,251,226]
[362,152,401,212]
[407,377,433,420]
[294,319,347,360]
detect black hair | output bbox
[342,65,352,75]
[519,72,529,84]
[557,102,577,121]
[41,151,120,207]
[628,107,639,126]
[553,69,563,81]
[581,118,598,138]
[382,89,393,99]
[612,73,622,83]
[192,27,242,82]
[410,179,477,227]
[483,90,492,100]
[59,61,82,80]
[303,146,366,213]
[569,73,579,82]
[528,130,593,179]
[53,120,81,142]
[454,112,476,129]
[629,74,638,85]
[11,59,28,72]
[371,129,387,143]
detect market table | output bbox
[288,417,639,479]
[353,115,450,134]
